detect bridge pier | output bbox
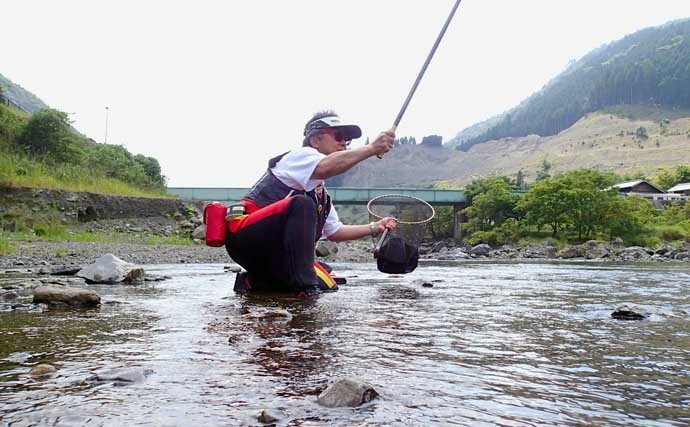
[453,204,466,241]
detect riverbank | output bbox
[0,238,377,270]
[3,236,690,272]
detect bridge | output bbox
[167,187,468,238]
[167,187,466,206]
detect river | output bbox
[1,261,689,426]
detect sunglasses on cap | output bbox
[319,128,352,143]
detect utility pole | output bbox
[104,106,109,143]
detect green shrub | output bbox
[0,232,15,254]
[32,223,67,239]
[465,230,501,246]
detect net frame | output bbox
[366,194,436,225]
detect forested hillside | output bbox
[448,18,690,151]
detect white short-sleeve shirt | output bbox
[271,147,343,238]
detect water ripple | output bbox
[1,262,689,426]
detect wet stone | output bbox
[317,378,379,408]
[242,309,292,321]
[144,274,172,282]
[95,367,153,384]
[611,305,650,320]
[33,285,101,308]
[257,408,284,424]
[30,364,57,377]
[1,291,19,301]
[38,265,82,276]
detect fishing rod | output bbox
[378,0,463,159]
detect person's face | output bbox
[311,128,351,155]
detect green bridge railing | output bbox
[167,187,467,206]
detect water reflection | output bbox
[0,261,689,426]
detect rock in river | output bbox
[33,285,100,308]
[611,304,650,320]
[95,367,153,384]
[29,364,57,376]
[317,377,379,408]
[77,253,144,284]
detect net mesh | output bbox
[367,195,435,246]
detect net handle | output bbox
[366,194,436,225]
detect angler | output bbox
[222,110,397,298]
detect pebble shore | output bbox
[0,241,232,269]
[0,239,375,269]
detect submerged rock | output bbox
[242,309,292,321]
[95,367,153,384]
[77,254,144,284]
[257,408,284,424]
[317,378,379,408]
[611,305,650,320]
[30,364,57,376]
[33,285,100,308]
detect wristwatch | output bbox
[369,222,378,237]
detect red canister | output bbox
[203,201,227,247]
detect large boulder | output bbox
[469,243,492,256]
[557,241,611,259]
[77,254,144,284]
[33,285,100,308]
[317,378,379,408]
[619,246,652,262]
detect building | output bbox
[667,182,690,196]
[609,180,686,207]
[611,180,666,194]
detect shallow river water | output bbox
[1,261,690,426]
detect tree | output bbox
[514,169,525,189]
[18,109,83,162]
[420,135,442,147]
[0,83,5,105]
[557,169,619,239]
[651,165,690,190]
[134,154,166,188]
[606,195,654,242]
[464,178,520,233]
[536,158,552,181]
[518,178,570,237]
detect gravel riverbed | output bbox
[0,239,375,270]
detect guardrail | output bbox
[167,187,467,206]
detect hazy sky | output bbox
[3,1,690,187]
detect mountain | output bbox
[333,19,690,188]
[0,73,49,112]
[447,18,690,151]
[337,104,690,188]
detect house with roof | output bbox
[609,179,685,207]
[667,182,690,196]
[611,180,666,194]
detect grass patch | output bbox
[0,149,169,198]
[0,232,16,254]
[4,226,196,246]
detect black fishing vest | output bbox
[244,151,332,240]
